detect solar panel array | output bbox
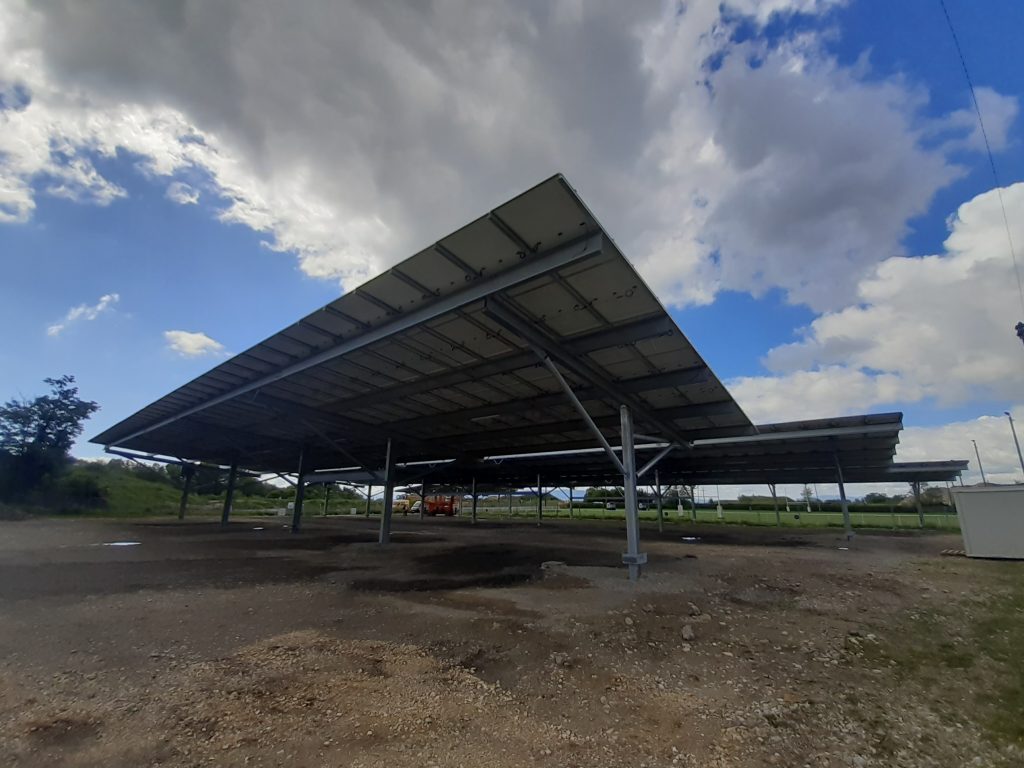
[93,175,752,474]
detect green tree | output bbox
[584,486,622,503]
[864,492,901,505]
[0,376,99,500]
[920,485,947,505]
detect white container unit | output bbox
[950,485,1024,559]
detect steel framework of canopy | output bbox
[92,175,968,578]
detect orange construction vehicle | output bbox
[412,495,460,516]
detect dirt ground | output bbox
[0,514,1021,767]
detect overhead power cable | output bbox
[938,0,1024,345]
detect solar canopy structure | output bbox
[93,175,967,579]
[411,413,966,488]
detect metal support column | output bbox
[322,484,331,516]
[379,439,396,545]
[690,485,697,523]
[1008,411,1024,479]
[912,481,924,528]
[834,454,853,540]
[178,464,195,520]
[291,447,309,534]
[769,482,780,526]
[471,477,478,525]
[620,405,646,581]
[365,485,372,517]
[655,469,664,534]
[536,474,543,525]
[220,460,238,528]
[508,487,513,519]
[569,484,574,519]
[419,482,427,519]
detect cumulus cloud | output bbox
[163,330,225,358]
[940,86,1020,154]
[731,182,1024,418]
[728,366,923,423]
[166,181,199,205]
[46,292,119,336]
[897,410,1024,486]
[0,0,1011,302]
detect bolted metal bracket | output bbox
[621,552,648,566]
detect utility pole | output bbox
[971,439,988,485]
[1005,411,1024,480]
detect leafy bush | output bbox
[57,472,108,508]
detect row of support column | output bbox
[181,422,902,580]
[188,448,853,549]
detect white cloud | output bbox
[46,292,119,336]
[163,330,225,358]
[940,86,1020,154]
[0,0,1011,303]
[730,182,1024,418]
[165,181,199,205]
[729,366,922,423]
[897,410,1024,486]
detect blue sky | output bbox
[1,0,1023,490]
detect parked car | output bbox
[638,501,648,510]
[605,501,617,510]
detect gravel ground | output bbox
[0,515,1021,767]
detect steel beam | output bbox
[912,481,924,528]
[620,405,646,581]
[536,474,543,526]
[693,423,901,447]
[109,232,604,448]
[220,460,238,528]
[471,477,478,524]
[178,464,195,520]
[429,402,736,454]
[483,297,693,448]
[320,313,676,417]
[538,353,626,474]
[655,469,664,534]
[365,485,373,517]
[378,366,712,435]
[638,443,678,479]
[291,446,309,534]
[379,439,396,545]
[835,453,853,540]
